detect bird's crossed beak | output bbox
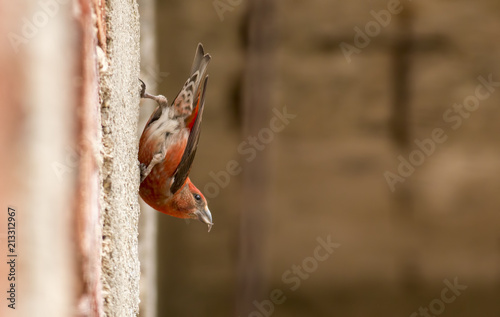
[195,207,213,232]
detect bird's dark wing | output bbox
[170,76,208,195]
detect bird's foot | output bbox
[138,78,168,107]
[139,152,165,183]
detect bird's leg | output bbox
[140,151,165,183]
[139,79,168,107]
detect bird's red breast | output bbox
[139,123,188,210]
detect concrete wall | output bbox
[0,0,143,316]
[99,0,141,316]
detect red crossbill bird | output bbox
[138,43,213,231]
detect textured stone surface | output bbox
[99,0,141,316]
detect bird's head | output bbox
[166,178,213,232]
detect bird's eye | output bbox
[193,194,201,201]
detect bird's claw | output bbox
[139,163,147,183]
[138,78,168,107]
[139,79,146,98]
[140,152,164,183]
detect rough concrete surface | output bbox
[99,0,141,316]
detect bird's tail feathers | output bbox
[190,43,211,79]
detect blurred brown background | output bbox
[143,0,500,316]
